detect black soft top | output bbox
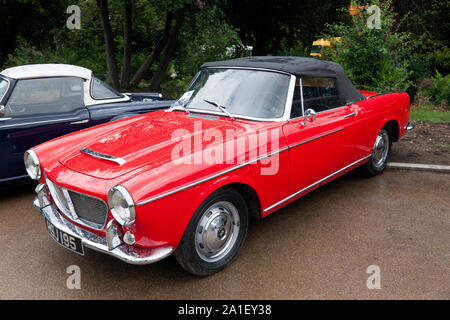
[201,56,365,104]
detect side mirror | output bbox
[0,105,5,118]
[305,108,316,122]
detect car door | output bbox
[0,77,90,181]
[282,77,360,196]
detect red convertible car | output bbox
[30,57,414,275]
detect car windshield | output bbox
[0,77,8,101]
[180,68,291,119]
[91,77,122,99]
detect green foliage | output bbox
[423,71,450,109]
[221,0,351,55]
[161,5,245,97]
[1,0,447,103]
[323,0,413,93]
[177,5,243,75]
[276,41,309,57]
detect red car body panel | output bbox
[32,90,410,251]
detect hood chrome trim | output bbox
[80,147,126,165]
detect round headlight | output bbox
[24,150,41,180]
[108,185,136,226]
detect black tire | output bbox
[175,187,248,276]
[363,127,392,177]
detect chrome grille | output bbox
[46,178,108,229]
[68,191,108,226]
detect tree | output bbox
[97,0,120,89]
[0,0,70,66]
[220,0,349,55]
[95,0,194,90]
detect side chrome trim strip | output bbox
[137,147,290,206]
[80,147,126,165]
[70,119,89,125]
[137,128,346,206]
[289,128,344,149]
[263,154,372,213]
[0,117,80,129]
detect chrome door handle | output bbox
[343,112,357,118]
[70,119,89,125]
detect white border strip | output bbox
[387,162,450,173]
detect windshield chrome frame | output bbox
[170,67,296,122]
[0,75,11,104]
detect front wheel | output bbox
[175,187,248,276]
[363,128,392,176]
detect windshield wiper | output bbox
[203,99,234,120]
[171,100,190,114]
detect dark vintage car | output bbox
[0,64,174,183]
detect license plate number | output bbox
[46,219,84,255]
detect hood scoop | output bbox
[80,147,126,166]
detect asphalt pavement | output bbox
[0,169,448,299]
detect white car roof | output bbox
[0,64,92,80]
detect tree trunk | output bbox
[120,0,133,89]
[96,0,120,89]
[129,11,173,88]
[149,9,185,92]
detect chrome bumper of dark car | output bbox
[33,186,173,265]
[406,120,416,131]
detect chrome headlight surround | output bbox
[24,150,41,180]
[108,185,136,226]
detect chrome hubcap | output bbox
[195,201,240,262]
[372,130,389,168]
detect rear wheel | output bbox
[175,187,248,276]
[363,128,392,176]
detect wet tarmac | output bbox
[0,169,448,299]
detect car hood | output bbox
[59,110,275,180]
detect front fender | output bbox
[127,151,290,249]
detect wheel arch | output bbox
[212,182,262,222]
[383,119,399,142]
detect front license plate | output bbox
[46,219,84,255]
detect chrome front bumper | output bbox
[33,189,173,265]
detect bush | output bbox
[323,0,413,93]
[424,71,450,109]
